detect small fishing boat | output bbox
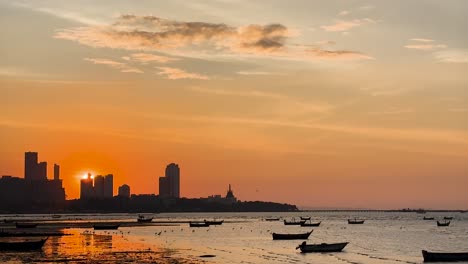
[265,217,280,221]
[423,217,435,220]
[189,222,210,227]
[0,238,48,251]
[272,230,312,240]
[301,220,321,227]
[15,223,38,228]
[137,215,153,223]
[437,220,450,227]
[204,220,224,225]
[284,219,306,225]
[444,216,453,220]
[93,224,120,230]
[348,219,365,224]
[296,242,349,253]
[422,250,468,262]
[300,216,311,221]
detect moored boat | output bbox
[272,230,312,240]
[93,224,120,230]
[189,222,210,227]
[300,216,311,221]
[0,238,48,251]
[444,216,453,220]
[284,219,306,225]
[423,217,434,220]
[265,217,280,221]
[15,223,38,228]
[301,221,321,227]
[296,242,349,253]
[437,220,450,227]
[137,215,153,223]
[204,220,223,225]
[422,250,468,262]
[348,219,365,224]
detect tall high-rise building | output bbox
[80,173,94,199]
[104,174,113,198]
[118,184,130,198]
[159,163,180,199]
[94,175,105,198]
[37,162,47,180]
[25,152,38,181]
[53,164,60,180]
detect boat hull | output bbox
[15,223,38,228]
[204,220,223,225]
[189,222,210,227]
[272,231,312,240]
[93,224,120,230]
[137,218,153,223]
[298,242,348,253]
[437,221,450,227]
[422,250,468,262]
[348,220,365,224]
[301,222,321,227]
[284,220,306,225]
[0,238,48,251]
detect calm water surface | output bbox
[2,212,468,263]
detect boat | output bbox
[300,216,311,221]
[15,223,38,228]
[301,221,321,227]
[265,217,280,221]
[284,219,306,225]
[93,224,120,230]
[444,216,453,220]
[423,217,435,220]
[204,220,223,225]
[437,220,450,227]
[189,222,210,227]
[422,250,468,262]
[296,242,349,253]
[51,215,61,219]
[137,215,153,223]
[272,230,313,240]
[0,238,48,251]
[348,219,365,224]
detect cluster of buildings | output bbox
[0,152,65,205]
[158,163,180,198]
[80,173,114,199]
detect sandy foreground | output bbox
[0,229,209,264]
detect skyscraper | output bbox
[159,163,180,199]
[37,161,47,180]
[24,152,38,181]
[118,184,130,198]
[53,164,60,180]
[94,175,105,198]
[80,173,94,199]
[104,174,113,198]
[159,176,169,198]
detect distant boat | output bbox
[296,242,349,253]
[15,223,38,228]
[437,220,450,227]
[444,216,453,220]
[272,230,312,240]
[301,221,321,227]
[422,250,468,262]
[189,222,210,227]
[93,224,120,230]
[265,217,280,221]
[348,219,365,224]
[204,220,223,225]
[300,216,311,221]
[51,215,61,219]
[423,217,435,220]
[0,238,48,251]
[137,215,153,223]
[284,219,306,225]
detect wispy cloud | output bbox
[125,53,178,64]
[404,44,447,50]
[433,49,468,63]
[187,86,284,99]
[410,38,435,42]
[321,18,375,32]
[84,58,143,73]
[156,67,209,80]
[306,49,374,60]
[237,71,272,75]
[338,10,350,16]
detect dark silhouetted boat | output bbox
[272,230,312,240]
[51,215,61,219]
[137,215,153,223]
[265,217,280,221]
[0,238,48,251]
[93,224,120,230]
[189,222,210,227]
[204,220,223,225]
[301,220,321,227]
[437,220,450,227]
[444,216,453,220]
[348,219,365,224]
[422,250,468,262]
[423,217,434,220]
[15,223,38,228]
[300,216,311,221]
[284,219,306,225]
[296,241,349,253]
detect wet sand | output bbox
[0,229,207,264]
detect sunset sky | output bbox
[1,0,467,209]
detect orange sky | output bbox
[1,0,468,209]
